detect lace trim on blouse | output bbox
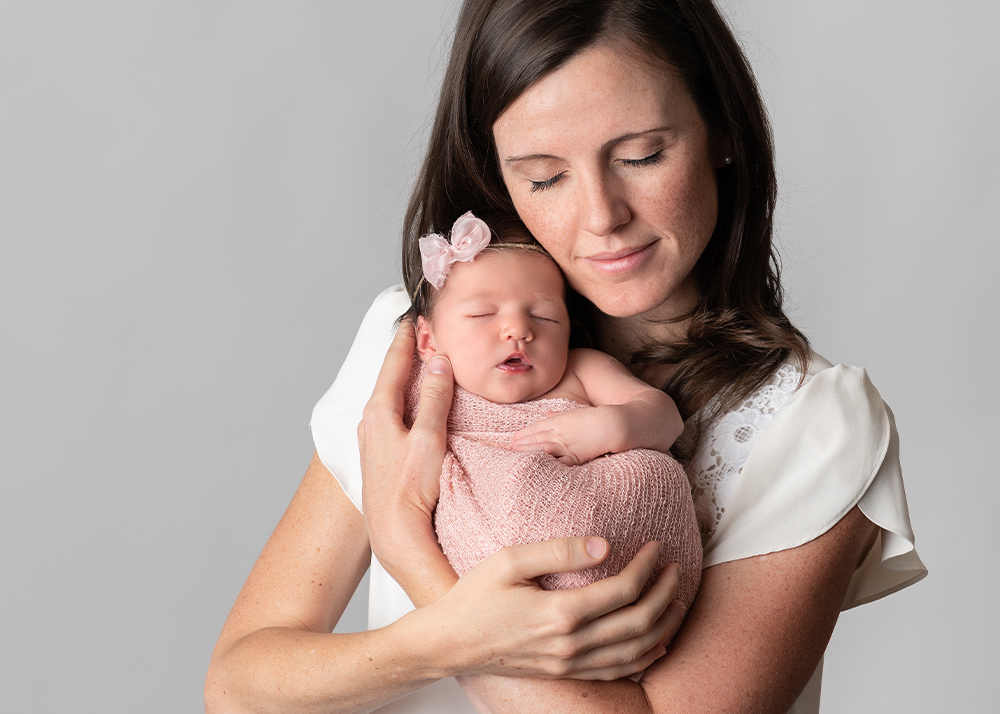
[677,361,811,545]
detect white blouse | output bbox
[310,285,927,714]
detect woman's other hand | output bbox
[425,539,686,681]
[358,320,454,583]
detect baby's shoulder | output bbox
[565,347,622,371]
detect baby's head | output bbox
[409,213,570,404]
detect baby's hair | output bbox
[400,214,557,323]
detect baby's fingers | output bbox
[511,420,549,444]
[510,428,555,449]
[510,439,567,459]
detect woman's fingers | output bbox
[559,564,686,678]
[409,354,454,446]
[555,541,663,619]
[442,542,685,680]
[573,561,681,644]
[566,601,685,680]
[481,537,611,584]
[368,318,417,412]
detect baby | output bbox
[404,212,701,623]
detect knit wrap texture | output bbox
[405,360,702,615]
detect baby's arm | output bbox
[511,348,683,465]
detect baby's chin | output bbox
[461,380,558,405]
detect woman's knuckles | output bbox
[544,653,576,678]
[539,600,582,637]
[545,538,581,569]
[626,613,654,639]
[615,579,643,607]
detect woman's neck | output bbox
[591,279,701,381]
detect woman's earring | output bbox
[723,155,733,165]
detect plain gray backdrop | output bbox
[2,1,996,711]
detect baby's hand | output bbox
[510,406,625,466]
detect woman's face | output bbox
[493,44,724,320]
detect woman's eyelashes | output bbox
[529,172,565,193]
[527,150,663,192]
[621,149,663,168]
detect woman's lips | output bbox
[584,242,656,275]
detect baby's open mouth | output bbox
[498,353,532,371]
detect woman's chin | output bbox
[587,289,672,320]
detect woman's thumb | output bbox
[493,537,610,581]
[412,354,454,438]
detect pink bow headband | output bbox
[418,211,492,289]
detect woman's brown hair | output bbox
[402,0,809,422]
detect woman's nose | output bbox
[578,172,630,236]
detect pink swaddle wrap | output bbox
[405,361,702,623]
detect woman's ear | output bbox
[415,316,437,363]
[714,135,734,168]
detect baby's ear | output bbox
[415,316,437,363]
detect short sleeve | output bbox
[703,361,927,609]
[309,285,410,512]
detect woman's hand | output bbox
[421,539,686,681]
[357,319,455,593]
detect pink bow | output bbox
[419,211,492,289]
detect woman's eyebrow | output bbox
[504,126,672,165]
[503,153,560,166]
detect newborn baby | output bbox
[404,212,701,627]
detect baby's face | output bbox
[416,249,571,404]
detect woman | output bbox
[206,1,926,712]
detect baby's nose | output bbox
[502,318,533,342]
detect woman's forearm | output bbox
[367,501,459,608]
[206,453,471,714]
[458,675,652,714]
[206,611,457,714]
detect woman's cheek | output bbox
[513,197,576,265]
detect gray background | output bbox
[1,1,996,711]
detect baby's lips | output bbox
[498,351,532,368]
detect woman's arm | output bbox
[455,506,877,714]
[204,453,460,714]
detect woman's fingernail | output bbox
[428,355,451,375]
[586,538,607,559]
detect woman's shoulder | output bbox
[681,353,812,543]
[309,284,410,512]
[702,352,926,607]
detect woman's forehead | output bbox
[493,45,692,156]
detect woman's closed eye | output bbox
[621,149,662,168]
[529,172,565,193]
[528,150,662,192]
